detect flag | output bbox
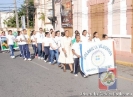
[99,67,117,90]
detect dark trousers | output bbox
[19,45,23,57]
[9,45,14,56]
[22,44,30,59]
[37,43,43,57]
[74,58,85,76]
[44,46,50,61]
[32,44,38,56]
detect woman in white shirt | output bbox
[81,30,90,43]
[20,29,31,61]
[31,30,37,57]
[7,30,15,58]
[16,31,23,57]
[92,32,100,42]
[42,32,51,62]
[49,31,59,65]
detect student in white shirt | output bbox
[20,29,31,61]
[72,34,87,77]
[7,30,15,59]
[81,30,90,43]
[35,28,45,60]
[49,31,59,65]
[42,32,51,62]
[92,32,100,42]
[16,31,23,57]
[31,30,38,57]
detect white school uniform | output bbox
[49,37,58,50]
[92,37,100,42]
[72,42,81,58]
[35,32,45,43]
[43,37,51,47]
[31,35,36,45]
[19,34,29,45]
[81,35,89,43]
[6,35,15,45]
[16,36,23,45]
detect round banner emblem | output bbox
[91,50,105,67]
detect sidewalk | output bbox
[116,51,133,67]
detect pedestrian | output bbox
[6,30,15,59]
[58,30,74,73]
[35,28,45,60]
[81,30,90,43]
[72,30,79,44]
[31,30,38,58]
[16,31,23,57]
[42,32,51,63]
[92,32,100,42]
[20,29,31,61]
[49,31,59,65]
[72,34,87,77]
[102,34,108,40]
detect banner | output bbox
[61,0,72,28]
[80,40,115,75]
[0,36,19,51]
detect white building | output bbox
[34,0,53,31]
[0,12,14,29]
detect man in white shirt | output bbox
[35,28,45,60]
[7,30,15,58]
[20,29,31,61]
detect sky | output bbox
[0,0,24,12]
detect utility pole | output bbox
[26,0,29,28]
[14,0,19,30]
[52,0,55,29]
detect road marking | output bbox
[30,61,49,70]
[118,76,133,82]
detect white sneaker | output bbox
[28,58,31,61]
[44,60,47,62]
[12,56,15,59]
[38,57,41,60]
[41,57,44,60]
[74,74,78,77]
[48,62,51,64]
[83,75,87,78]
[24,58,27,61]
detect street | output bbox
[0,52,133,97]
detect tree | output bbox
[3,0,35,28]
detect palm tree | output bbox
[39,13,45,25]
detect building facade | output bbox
[34,0,53,31]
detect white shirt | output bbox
[49,37,58,50]
[31,35,36,44]
[55,36,61,47]
[81,35,89,43]
[72,42,81,58]
[20,34,29,45]
[92,38,100,42]
[6,35,15,45]
[16,36,23,45]
[35,32,45,43]
[42,37,51,46]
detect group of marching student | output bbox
[5,28,108,77]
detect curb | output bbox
[116,60,133,67]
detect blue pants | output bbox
[50,49,59,65]
[44,46,50,62]
[37,43,43,57]
[32,44,38,56]
[22,44,31,59]
[19,45,23,56]
[9,45,14,56]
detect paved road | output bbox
[0,52,133,97]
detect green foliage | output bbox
[3,0,35,28]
